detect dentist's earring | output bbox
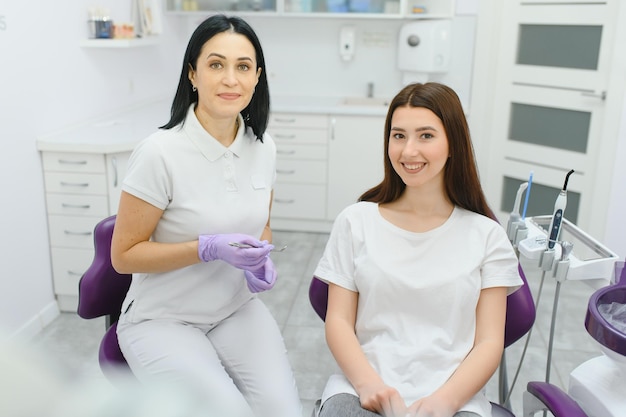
[192,85,197,92]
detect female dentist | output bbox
[111,14,301,417]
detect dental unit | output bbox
[504,169,625,416]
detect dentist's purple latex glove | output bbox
[198,234,274,270]
[244,257,277,293]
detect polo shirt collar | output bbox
[183,104,246,162]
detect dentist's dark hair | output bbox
[160,14,270,142]
[359,82,494,218]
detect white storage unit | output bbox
[37,98,170,311]
[269,108,386,232]
[40,151,130,311]
[270,113,329,224]
[328,114,385,220]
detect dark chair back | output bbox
[77,215,132,377]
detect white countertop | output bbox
[272,95,390,116]
[36,98,171,153]
[36,95,389,154]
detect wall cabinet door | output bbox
[327,114,385,220]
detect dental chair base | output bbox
[568,354,625,417]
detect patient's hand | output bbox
[358,382,408,417]
[406,393,456,417]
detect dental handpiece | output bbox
[547,169,575,250]
[507,182,528,241]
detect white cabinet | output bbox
[270,113,329,226]
[269,112,385,232]
[41,151,130,311]
[328,114,385,220]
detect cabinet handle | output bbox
[331,117,336,140]
[67,270,85,276]
[62,203,91,209]
[111,156,118,187]
[64,230,92,236]
[274,118,296,123]
[60,181,90,188]
[58,159,88,165]
[277,150,296,155]
[274,134,296,140]
[277,169,296,175]
[581,90,606,100]
[274,198,295,204]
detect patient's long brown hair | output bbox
[359,82,494,218]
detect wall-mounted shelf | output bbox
[79,36,160,48]
[163,0,455,19]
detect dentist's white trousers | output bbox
[117,298,302,417]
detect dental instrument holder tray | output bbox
[518,215,619,286]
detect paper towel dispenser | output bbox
[397,20,452,74]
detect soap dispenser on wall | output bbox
[397,20,452,84]
[339,26,356,62]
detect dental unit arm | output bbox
[518,216,619,285]
[505,169,620,404]
[513,169,618,284]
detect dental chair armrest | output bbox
[526,381,588,417]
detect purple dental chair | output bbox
[556,259,626,416]
[309,263,589,416]
[77,215,132,380]
[584,260,626,362]
[523,262,626,417]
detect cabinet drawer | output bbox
[276,143,327,160]
[48,215,101,248]
[276,160,327,184]
[46,194,109,217]
[269,113,328,129]
[272,184,326,219]
[50,247,94,295]
[272,129,327,145]
[44,172,107,195]
[42,152,105,173]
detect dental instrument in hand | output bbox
[229,242,288,252]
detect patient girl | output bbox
[314,82,522,417]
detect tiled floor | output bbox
[27,230,605,416]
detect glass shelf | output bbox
[79,37,160,48]
[164,0,454,18]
